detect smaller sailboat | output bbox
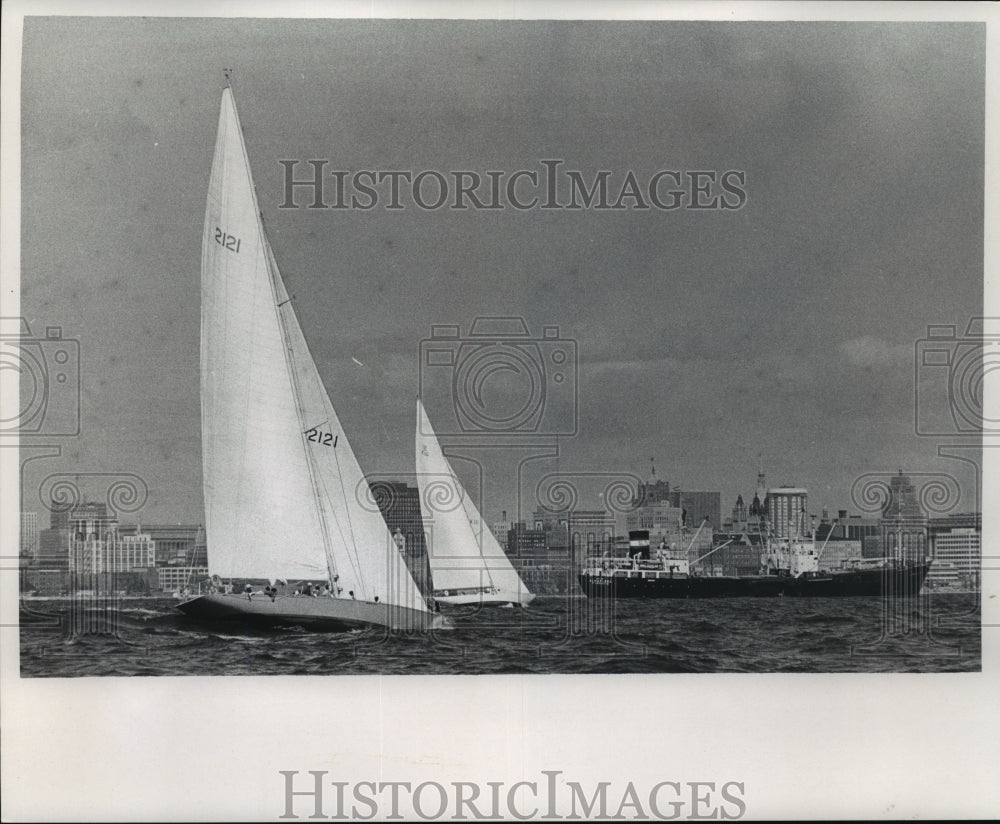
[415,399,535,607]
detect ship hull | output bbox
[579,563,930,599]
[435,591,535,607]
[177,592,449,631]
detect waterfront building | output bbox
[927,515,981,591]
[69,530,155,575]
[155,566,209,592]
[507,522,547,561]
[119,523,207,566]
[68,503,155,574]
[927,528,980,590]
[880,471,929,564]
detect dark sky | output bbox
[19,18,984,525]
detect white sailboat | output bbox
[178,84,444,632]
[415,399,534,607]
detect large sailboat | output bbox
[178,84,444,632]
[415,399,534,607]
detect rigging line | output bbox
[280,315,341,584]
[446,458,496,591]
[463,478,497,590]
[259,226,339,583]
[329,437,370,597]
[304,419,366,595]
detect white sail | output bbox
[270,241,426,610]
[201,88,426,613]
[415,398,531,600]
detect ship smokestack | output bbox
[628,529,650,560]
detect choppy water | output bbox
[19,593,980,676]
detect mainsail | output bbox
[415,398,531,600]
[201,87,426,613]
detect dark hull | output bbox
[176,592,447,631]
[579,563,931,599]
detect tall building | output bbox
[730,495,748,532]
[632,463,720,529]
[880,471,928,564]
[370,481,426,556]
[635,479,673,506]
[767,487,808,538]
[20,512,39,560]
[36,528,69,570]
[671,491,722,530]
[490,512,510,548]
[35,502,75,570]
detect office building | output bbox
[119,523,207,566]
[927,528,980,590]
[767,487,809,538]
[880,471,928,564]
[68,503,155,574]
[370,481,426,556]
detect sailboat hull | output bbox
[435,591,535,607]
[177,593,448,632]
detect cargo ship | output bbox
[579,530,931,598]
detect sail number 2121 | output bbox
[214,227,241,253]
[305,428,338,447]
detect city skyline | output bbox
[15,19,983,527]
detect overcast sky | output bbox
[18,18,983,525]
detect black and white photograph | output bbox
[2,2,997,820]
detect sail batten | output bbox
[201,88,427,614]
